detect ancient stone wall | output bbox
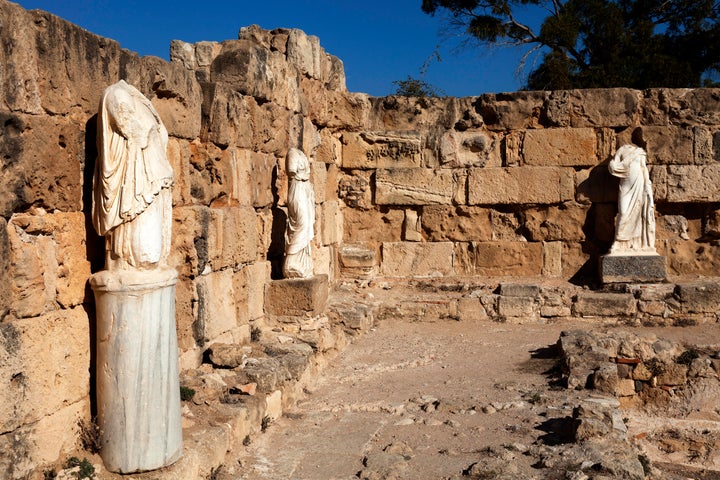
[0,2,354,476]
[336,90,720,281]
[2,0,720,476]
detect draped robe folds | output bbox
[283,148,315,278]
[608,145,656,255]
[93,80,174,270]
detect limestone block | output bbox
[0,307,89,434]
[642,88,720,126]
[195,269,237,343]
[0,400,87,480]
[542,241,563,277]
[693,126,714,164]
[321,200,341,246]
[316,129,342,165]
[7,212,92,317]
[234,261,270,324]
[421,205,492,242]
[477,91,549,131]
[457,297,488,321]
[439,131,500,168]
[311,161,327,204]
[498,296,538,318]
[202,85,254,149]
[206,206,258,271]
[403,209,423,242]
[499,283,540,298]
[649,165,667,201]
[170,206,208,278]
[342,132,422,169]
[573,292,637,317]
[667,165,720,202]
[473,242,543,276]
[380,242,454,277]
[167,138,192,206]
[169,39,195,69]
[301,78,370,129]
[367,96,462,131]
[188,140,234,204]
[490,210,524,241]
[522,128,597,166]
[265,390,283,421]
[211,40,301,112]
[468,167,574,205]
[0,113,83,214]
[523,204,588,242]
[286,29,322,79]
[126,56,203,139]
[343,207,402,243]
[229,148,276,208]
[174,276,198,352]
[674,282,720,313]
[265,274,329,317]
[545,89,640,127]
[338,244,377,278]
[632,126,693,164]
[312,244,333,278]
[592,363,620,395]
[656,364,687,386]
[376,168,466,205]
[325,163,340,202]
[321,54,347,91]
[504,131,523,166]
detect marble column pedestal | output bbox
[90,267,182,473]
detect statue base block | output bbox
[265,274,329,317]
[600,254,667,284]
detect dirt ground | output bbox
[221,310,720,480]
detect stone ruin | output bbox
[1,0,720,477]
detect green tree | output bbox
[421,0,720,90]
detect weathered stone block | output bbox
[473,242,543,276]
[478,91,548,130]
[600,255,667,284]
[234,261,270,324]
[439,131,500,168]
[0,308,89,434]
[321,200,341,246]
[317,128,342,165]
[667,164,720,202]
[311,161,327,204]
[468,167,574,205]
[674,282,720,313]
[342,132,422,169]
[633,126,694,164]
[195,269,237,343]
[381,242,454,277]
[402,209,423,242]
[338,170,373,209]
[343,207,402,243]
[174,276,198,352]
[206,206,258,271]
[421,206,492,242]
[656,363,687,386]
[265,274,329,317]
[498,296,538,318]
[573,292,637,317]
[522,128,597,166]
[523,204,588,242]
[542,241,563,277]
[376,168,466,205]
[338,243,377,278]
[457,297,488,321]
[575,166,619,205]
[229,148,276,208]
[546,89,640,128]
[499,283,540,297]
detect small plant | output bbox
[180,385,196,402]
[645,358,665,376]
[261,415,272,431]
[528,392,542,405]
[242,435,251,446]
[676,348,699,365]
[64,457,95,479]
[77,418,101,454]
[43,469,56,480]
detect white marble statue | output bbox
[283,147,315,278]
[607,144,657,255]
[93,79,174,270]
[90,80,182,473]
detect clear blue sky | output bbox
[14,0,545,97]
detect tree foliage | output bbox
[393,76,446,97]
[421,0,720,90]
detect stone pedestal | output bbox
[600,254,666,284]
[265,274,329,317]
[90,268,182,474]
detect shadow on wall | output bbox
[268,164,286,280]
[82,114,104,420]
[573,160,618,287]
